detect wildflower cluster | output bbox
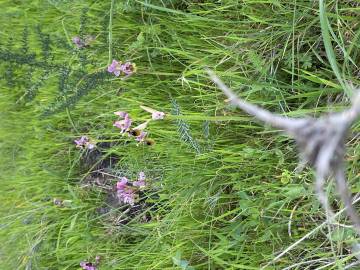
[116,172,147,206]
[107,59,136,78]
[74,136,95,149]
[69,54,167,267]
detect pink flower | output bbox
[107,60,122,76]
[117,188,136,205]
[133,180,146,188]
[74,136,96,149]
[113,115,132,133]
[72,36,84,48]
[119,190,136,205]
[115,177,138,205]
[120,62,137,76]
[116,177,128,190]
[135,131,147,142]
[74,136,88,147]
[107,59,136,77]
[152,111,165,120]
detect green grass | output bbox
[1,0,360,269]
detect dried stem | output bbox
[334,166,360,235]
[206,69,306,130]
[207,69,360,236]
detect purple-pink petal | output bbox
[72,36,84,48]
[120,62,135,75]
[122,117,132,132]
[74,136,89,147]
[117,188,136,205]
[107,60,119,73]
[107,59,136,77]
[116,177,128,190]
[113,120,123,129]
[114,111,128,118]
[122,191,135,205]
[113,117,131,132]
[133,180,146,188]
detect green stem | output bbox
[108,0,115,65]
[319,0,351,97]
[66,107,79,134]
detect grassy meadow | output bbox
[1,0,360,269]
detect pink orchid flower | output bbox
[74,136,88,147]
[74,136,95,150]
[118,189,136,205]
[116,187,136,206]
[116,177,129,190]
[107,59,136,77]
[113,116,132,133]
[107,60,122,76]
[115,177,138,205]
[120,61,137,76]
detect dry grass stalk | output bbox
[207,69,360,234]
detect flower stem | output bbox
[108,0,115,65]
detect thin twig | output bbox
[206,68,306,130]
